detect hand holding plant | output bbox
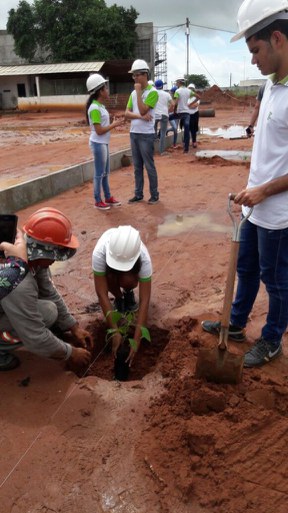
[106,310,151,368]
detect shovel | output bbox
[195,193,253,384]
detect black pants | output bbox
[189,111,199,143]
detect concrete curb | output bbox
[0,134,179,213]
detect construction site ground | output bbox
[1,90,288,513]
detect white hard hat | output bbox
[128,59,150,73]
[175,77,185,82]
[107,226,141,271]
[231,0,288,42]
[86,73,108,93]
[188,83,196,89]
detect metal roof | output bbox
[0,62,105,76]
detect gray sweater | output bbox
[0,267,75,359]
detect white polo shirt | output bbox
[243,76,288,230]
[127,85,158,134]
[154,90,171,119]
[174,86,193,114]
[88,100,110,144]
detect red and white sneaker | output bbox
[94,201,110,210]
[105,196,121,206]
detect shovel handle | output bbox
[227,193,253,242]
[218,195,253,350]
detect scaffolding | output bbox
[154,32,167,87]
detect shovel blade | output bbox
[195,347,244,384]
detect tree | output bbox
[185,74,210,89]
[7,0,139,63]
[7,1,37,61]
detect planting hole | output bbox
[86,321,170,381]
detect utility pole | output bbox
[186,17,190,79]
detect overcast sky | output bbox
[0,0,262,87]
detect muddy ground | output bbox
[1,93,288,513]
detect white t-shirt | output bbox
[188,96,200,114]
[92,228,152,281]
[127,85,158,134]
[154,89,171,119]
[242,77,288,229]
[174,86,192,114]
[88,100,110,144]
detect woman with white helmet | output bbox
[92,225,152,364]
[187,83,201,148]
[86,73,124,210]
[202,0,288,369]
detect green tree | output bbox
[7,1,37,61]
[185,74,210,89]
[7,0,139,63]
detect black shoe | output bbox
[148,196,159,204]
[128,196,143,203]
[124,290,139,312]
[0,352,20,371]
[113,297,125,314]
[201,320,246,342]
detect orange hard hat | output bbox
[23,207,79,249]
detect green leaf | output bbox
[140,326,151,342]
[128,338,137,351]
[106,310,123,324]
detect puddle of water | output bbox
[157,212,229,237]
[196,149,251,162]
[201,125,247,139]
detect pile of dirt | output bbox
[135,317,288,513]
[201,85,255,110]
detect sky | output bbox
[0,0,263,88]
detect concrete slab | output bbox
[0,135,178,214]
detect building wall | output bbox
[0,75,31,109]
[0,30,25,65]
[18,93,130,111]
[135,23,154,77]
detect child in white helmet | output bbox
[92,225,152,365]
[86,73,124,210]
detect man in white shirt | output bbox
[154,79,172,155]
[202,0,288,368]
[125,59,159,204]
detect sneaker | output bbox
[148,196,159,205]
[124,290,139,312]
[0,352,20,371]
[105,196,121,206]
[201,320,246,342]
[95,201,110,210]
[113,297,125,314]
[244,337,282,368]
[128,196,143,204]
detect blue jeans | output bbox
[167,117,179,146]
[170,113,190,151]
[179,113,190,151]
[130,133,159,199]
[154,115,168,154]
[230,219,288,345]
[90,141,111,203]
